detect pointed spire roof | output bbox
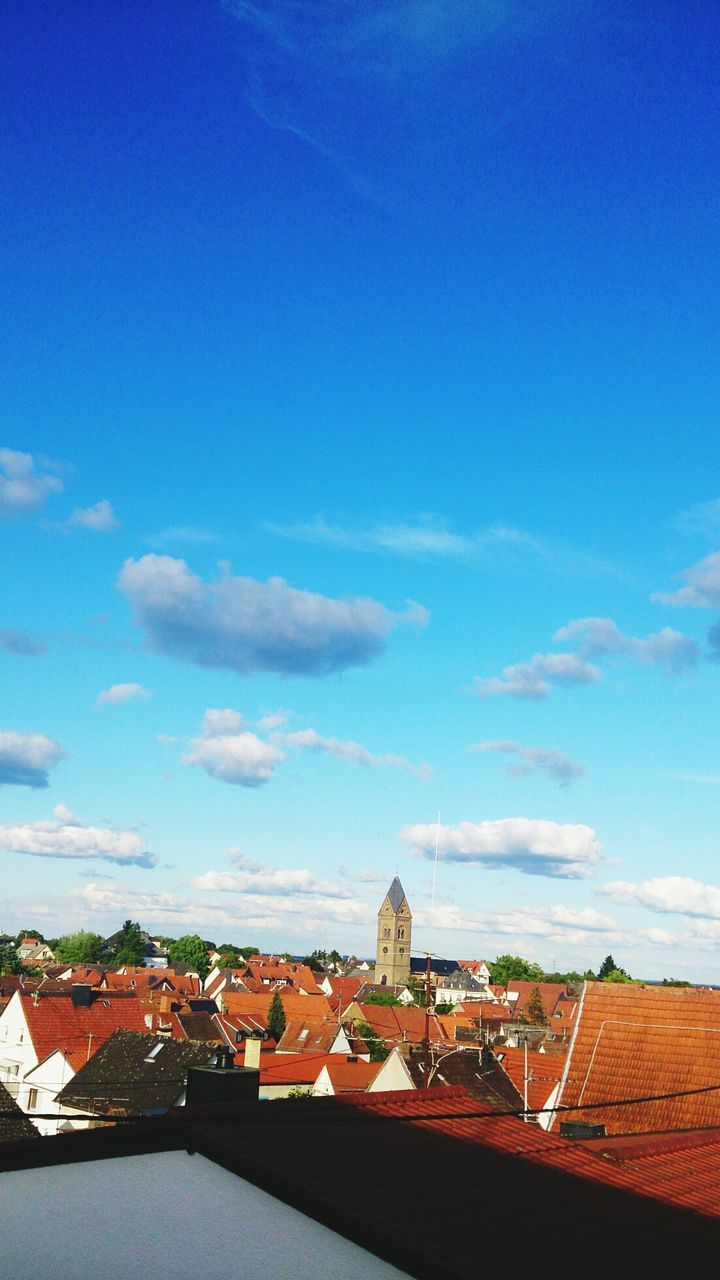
[386,876,406,913]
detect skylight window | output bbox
[144,1043,165,1063]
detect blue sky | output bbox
[2,0,719,976]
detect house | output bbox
[275,1018,353,1056]
[504,981,568,1021]
[55,1030,220,1124]
[15,939,55,966]
[3,1089,720,1277]
[435,970,489,1006]
[368,1045,524,1111]
[313,1056,382,1096]
[344,1001,450,1051]
[0,986,149,1133]
[459,959,492,985]
[551,980,720,1137]
[220,989,332,1022]
[0,1080,38,1143]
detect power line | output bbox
[6,1074,720,1126]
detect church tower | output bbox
[375,876,412,986]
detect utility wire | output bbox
[6,1075,720,1127]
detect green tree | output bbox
[54,931,105,965]
[168,934,210,979]
[355,1020,389,1062]
[287,1085,315,1099]
[604,967,632,983]
[107,920,146,966]
[0,944,22,975]
[526,986,548,1025]
[215,947,244,969]
[598,954,617,980]
[267,990,287,1040]
[661,977,692,987]
[364,991,401,1006]
[434,1002,454,1016]
[490,955,544,987]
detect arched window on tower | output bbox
[397,927,405,939]
[383,927,391,939]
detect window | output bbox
[27,1088,38,1110]
[399,948,405,955]
[383,927,391,939]
[382,946,388,955]
[397,928,405,939]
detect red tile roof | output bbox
[493,1046,565,1110]
[352,1003,449,1046]
[276,1019,339,1054]
[20,992,149,1071]
[554,981,720,1135]
[319,1057,382,1093]
[7,1089,720,1272]
[255,1052,337,1085]
[221,990,332,1021]
[505,981,567,1019]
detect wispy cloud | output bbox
[280,728,431,779]
[119,554,427,677]
[0,730,63,788]
[654,552,720,608]
[475,651,600,700]
[95,682,153,708]
[148,525,220,548]
[0,449,63,519]
[475,616,698,700]
[265,514,622,579]
[65,499,119,532]
[402,818,602,880]
[599,876,720,920]
[183,708,431,787]
[470,740,584,785]
[0,629,46,656]
[675,498,720,535]
[0,803,156,867]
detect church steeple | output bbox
[375,877,412,986]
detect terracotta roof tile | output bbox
[554,981,720,1135]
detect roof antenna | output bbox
[430,810,441,939]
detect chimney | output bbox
[186,1048,260,1106]
[71,984,93,1008]
[244,1036,261,1070]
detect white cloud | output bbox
[184,709,285,787]
[0,449,63,518]
[653,552,720,607]
[77,878,370,929]
[401,818,602,879]
[470,740,584,785]
[475,615,698,700]
[0,804,156,867]
[474,652,600,700]
[420,901,617,943]
[118,554,426,676]
[599,876,720,920]
[554,617,698,669]
[0,730,63,788]
[184,708,430,787]
[95,682,153,707]
[194,849,355,899]
[281,728,431,778]
[66,499,119,532]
